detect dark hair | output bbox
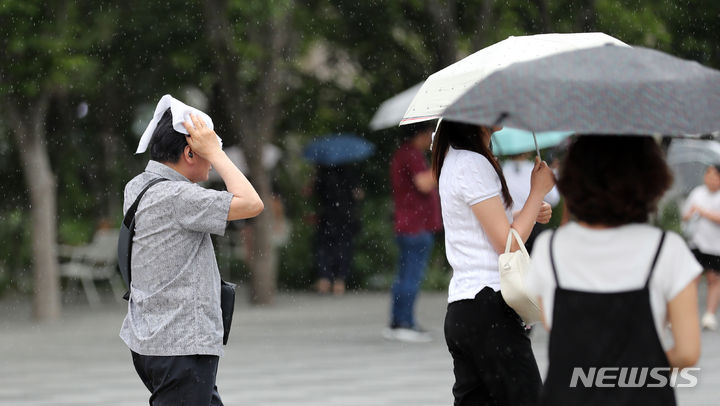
[558,135,672,226]
[149,109,187,163]
[431,120,513,209]
[400,120,437,141]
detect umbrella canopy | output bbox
[303,134,375,166]
[370,82,423,130]
[491,127,573,156]
[665,139,720,200]
[400,32,628,126]
[443,45,720,136]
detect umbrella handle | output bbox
[430,118,443,151]
[533,131,542,160]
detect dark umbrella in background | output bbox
[443,45,720,137]
[303,134,376,166]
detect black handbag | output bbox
[220,279,236,345]
[117,177,236,345]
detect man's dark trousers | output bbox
[131,351,224,406]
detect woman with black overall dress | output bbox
[527,136,702,405]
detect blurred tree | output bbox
[660,0,720,69]
[2,0,720,310]
[0,1,104,320]
[83,0,213,219]
[202,0,299,304]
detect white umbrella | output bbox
[400,32,628,126]
[369,82,424,130]
[665,139,720,200]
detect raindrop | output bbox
[77,102,89,119]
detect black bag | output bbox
[220,279,236,345]
[117,177,237,345]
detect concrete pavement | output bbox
[0,289,718,405]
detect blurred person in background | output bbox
[313,164,363,295]
[383,121,442,342]
[502,152,562,253]
[432,120,554,404]
[683,164,720,330]
[528,136,701,405]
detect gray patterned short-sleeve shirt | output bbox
[119,161,233,356]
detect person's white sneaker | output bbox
[701,312,718,331]
[382,327,432,343]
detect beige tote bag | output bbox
[498,228,542,325]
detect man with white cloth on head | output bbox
[120,95,263,405]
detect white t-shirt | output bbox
[683,185,720,256]
[526,223,702,347]
[439,147,512,303]
[502,159,561,212]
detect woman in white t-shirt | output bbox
[682,164,720,330]
[431,120,555,405]
[527,135,701,405]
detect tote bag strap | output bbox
[504,228,529,257]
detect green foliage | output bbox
[58,218,95,246]
[422,240,451,291]
[277,215,315,289]
[656,200,684,235]
[0,209,33,293]
[0,0,107,98]
[660,0,720,69]
[349,195,397,289]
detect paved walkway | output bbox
[0,289,718,405]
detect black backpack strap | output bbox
[123,178,168,227]
[549,230,560,288]
[119,178,168,300]
[645,231,667,288]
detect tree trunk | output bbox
[245,168,277,304]
[473,0,496,50]
[100,127,121,219]
[243,7,292,304]
[6,96,61,321]
[533,0,551,33]
[574,0,597,32]
[203,0,292,304]
[426,0,459,68]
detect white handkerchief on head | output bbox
[136,94,223,154]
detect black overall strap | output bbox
[123,178,168,228]
[548,231,561,288]
[645,231,667,288]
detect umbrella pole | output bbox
[533,131,541,160]
[430,118,443,151]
